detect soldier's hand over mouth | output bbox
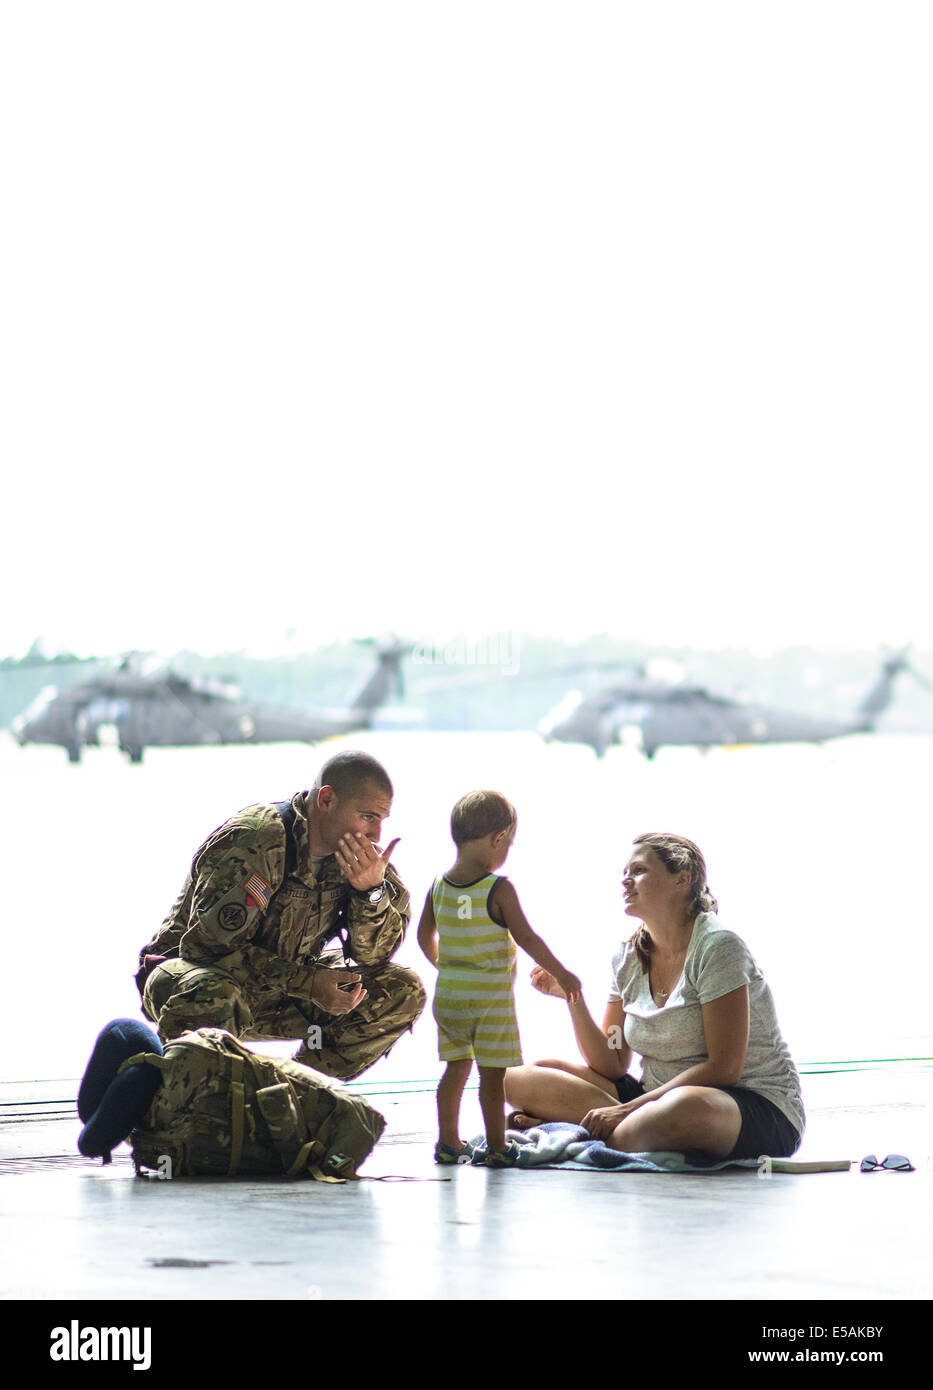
[335,832,400,892]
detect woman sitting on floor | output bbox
[504,833,804,1160]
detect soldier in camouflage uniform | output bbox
[135,750,426,1081]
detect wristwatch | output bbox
[356,881,387,904]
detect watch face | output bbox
[368,885,384,903]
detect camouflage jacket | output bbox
[137,791,410,1001]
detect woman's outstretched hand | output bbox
[530,966,570,999]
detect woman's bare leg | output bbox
[504,1058,620,1126]
[606,1087,743,1157]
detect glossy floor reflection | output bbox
[1,1068,930,1302]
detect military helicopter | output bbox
[538,647,929,757]
[10,638,410,763]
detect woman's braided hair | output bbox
[629,833,718,973]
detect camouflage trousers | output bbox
[141,951,426,1082]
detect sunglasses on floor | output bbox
[859,1153,915,1172]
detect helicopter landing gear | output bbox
[122,745,144,764]
[66,744,82,764]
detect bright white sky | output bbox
[2,2,930,660]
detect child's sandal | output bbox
[434,1140,473,1165]
[474,1142,522,1169]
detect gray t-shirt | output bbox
[608,912,805,1136]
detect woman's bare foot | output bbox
[507,1110,543,1132]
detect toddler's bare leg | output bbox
[437,1059,473,1148]
[478,1067,508,1152]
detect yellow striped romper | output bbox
[431,873,522,1067]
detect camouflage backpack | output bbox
[120,1028,386,1181]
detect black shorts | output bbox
[613,1074,801,1161]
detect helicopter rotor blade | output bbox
[906,661,933,692]
[880,642,933,693]
[403,658,641,695]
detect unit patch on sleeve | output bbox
[244,874,272,910]
[218,903,248,931]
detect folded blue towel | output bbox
[471,1123,760,1172]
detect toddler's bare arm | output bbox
[490,879,580,1001]
[416,892,439,966]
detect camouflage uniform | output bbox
[136,791,425,1080]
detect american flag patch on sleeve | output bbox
[244,873,272,909]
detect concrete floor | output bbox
[1,1066,930,1309]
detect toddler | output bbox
[417,790,580,1168]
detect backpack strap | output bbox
[228,1053,246,1176]
[273,798,299,880]
[245,1052,347,1180]
[273,796,353,966]
[119,1052,168,1075]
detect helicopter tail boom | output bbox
[856,647,912,726]
[349,640,409,713]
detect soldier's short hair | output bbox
[314,750,393,801]
[450,790,516,847]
